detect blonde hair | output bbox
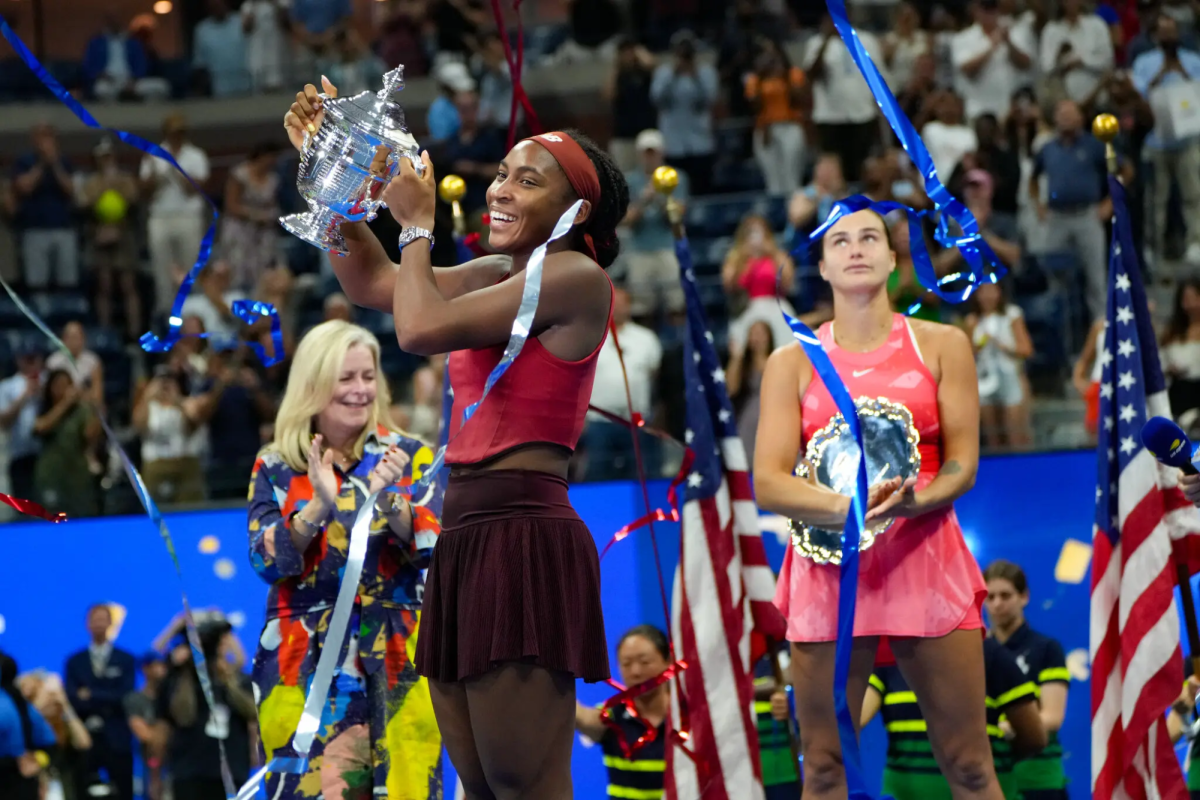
[268,320,397,473]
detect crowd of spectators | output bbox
[0,0,1198,519]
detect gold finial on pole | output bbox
[652,165,684,239]
[438,174,467,237]
[1092,113,1120,177]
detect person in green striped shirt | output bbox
[753,642,801,800]
[985,560,1071,800]
[1165,663,1200,799]
[862,637,1046,800]
[576,626,670,800]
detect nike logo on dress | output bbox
[852,369,874,378]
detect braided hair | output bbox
[561,128,630,269]
[0,652,33,752]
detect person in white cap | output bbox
[621,128,688,318]
[428,61,476,144]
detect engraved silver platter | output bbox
[789,397,921,565]
[281,65,423,256]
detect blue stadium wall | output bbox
[0,450,1107,797]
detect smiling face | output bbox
[820,209,896,295]
[486,139,589,256]
[314,344,377,437]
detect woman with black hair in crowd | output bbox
[575,626,672,800]
[287,77,629,799]
[0,653,57,800]
[1161,277,1200,422]
[33,369,101,519]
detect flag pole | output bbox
[1095,111,1200,674]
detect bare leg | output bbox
[892,630,1003,800]
[979,404,1001,450]
[466,661,576,800]
[1004,404,1031,450]
[429,678,495,800]
[118,270,142,340]
[791,638,880,800]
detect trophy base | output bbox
[280,211,349,256]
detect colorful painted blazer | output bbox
[247,425,443,685]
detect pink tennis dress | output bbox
[773,314,985,656]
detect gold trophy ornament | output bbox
[439,174,467,237]
[652,165,683,236]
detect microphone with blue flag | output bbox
[1141,416,1200,476]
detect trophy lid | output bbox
[326,66,419,151]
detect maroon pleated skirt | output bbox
[415,469,610,683]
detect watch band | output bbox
[398,227,435,251]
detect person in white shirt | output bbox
[139,113,210,316]
[883,2,932,92]
[922,90,978,179]
[998,0,1039,90]
[582,287,662,482]
[44,321,104,410]
[952,0,1035,121]
[241,0,290,92]
[804,13,886,183]
[180,260,248,342]
[1040,0,1115,104]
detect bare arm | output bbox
[329,221,511,314]
[984,231,1021,269]
[1073,318,1102,394]
[13,164,45,196]
[906,324,980,514]
[788,191,817,228]
[861,685,883,727]
[752,346,851,526]
[726,348,746,397]
[33,393,78,435]
[779,254,796,294]
[1010,314,1035,360]
[1038,681,1067,734]
[575,702,607,741]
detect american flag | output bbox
[1091,176,1200,800]
[666,239,788,800]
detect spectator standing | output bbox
[622,129,689,318]
[0,653,56,800]
[722,213,799,350]
[476,32,520,133]
[46,321,104,410]
[967,281,1035,449]
[241,0,289,92]
[141,113,210,316]
[124,653,167,800]
[323,29,387,96]
[788,151,847,234]
[1160,277,1200,418]
[0,343,43,503]
[377,0,430,78]
[426,62,475,145]
[134,368,209,504]
[583,287,663,481]
[442,90,507,219]
[290,0,352,73]
[201,351,276,499]
[1127,0,1196,66]
[64,605,135,800]
[193,0,251,97]
[21,671,94,800]
[1132,14,1200,267]
[1040,0,1115,105]
[883,2,932,93]
[604,39,658,173]
[651,31,719,195]
[1030,99,1110,322]
[744,42,808,196]
[82,137,142,341]
[803,14,885,183]
[221,142,282,292]
[951,113,1023,233]
[952,0,1035,122]
[11,123,78,290]
[33,369,100,519]
[180,261,248,341]
[922,91,978,180]
[83,16,169,102]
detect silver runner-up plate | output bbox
[789,397,921,566]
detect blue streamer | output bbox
[813,0,1007,303]
[0,17,284,366]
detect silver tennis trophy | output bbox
[281,66,422,256]
[789,397,922,565]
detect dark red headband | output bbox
[525,131,601,260]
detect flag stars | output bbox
[705,331,714,343]
[1120,436,1138,455]
[1117,339,1135,358]
[1104,416,1114,431]
[1119,404,1137,423]
[1116,306,1134,324]
[1101,382,1114,399]
[687,472,705,488]
[685,429,695,444]
[1118,371,1137,390]
[712,367,726,384]
[1096,486,1103,502]
[1115,273,1131,292]
[693,351,702,363]
[718,408,731,423]
[1099,348,1113,369]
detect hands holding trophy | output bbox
[282,69,425,255]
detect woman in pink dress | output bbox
[754,208,999,799]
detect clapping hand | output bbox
[367,444,411,495]
[307,434,339,509]
[865,476,918,522]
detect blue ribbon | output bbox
[809,0,1008,305]
[0,17,284,366]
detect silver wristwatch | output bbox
[398,226,435,251]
